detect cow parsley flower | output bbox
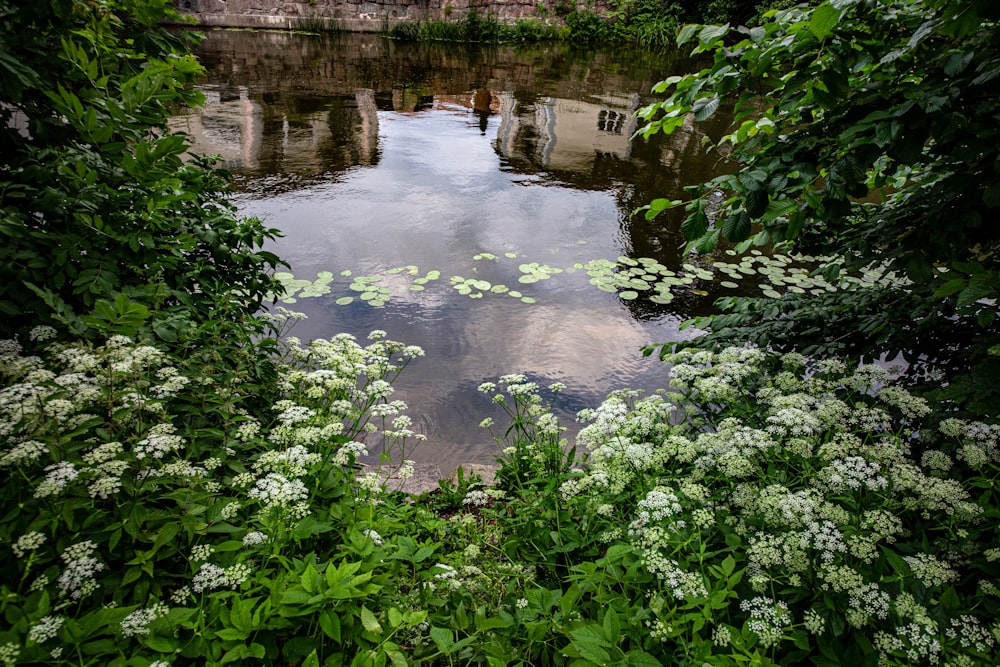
[12,531,46,558]
[27,615,64,643]
[248,473,309,510]
[34,461,79,498]
[739,596,791,650]
[242,531,268,546]
[58,541,104,600]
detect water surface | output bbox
[171,31,734,470]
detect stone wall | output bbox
[173,0,611,32]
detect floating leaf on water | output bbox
[682,263,697,272]
[350,283,367,292]
[341,269,353,276]
[750,249,763,256]
[280,296,297,304]
[505,252,518,259]
[386,267,404,275]
[619,290,639,300]
[650,294,673,304]
[491,285,509,293]
[618,256,638,266]
[762,288,782,298]
[518,263,538,273]
[518,275,539,284]
[508,290,522,298]
[737,266,757,275]
[455,285,471,294]
[520,296,536,304]
[720,281,740,288]
[469,279,492,291]
[316,271,334,282]
[788,286,806,294]
[695,270,714,280]
[360,292,376,301]
[274,271,295,280]
[409,285,425,291]
[424,270,441,280]
[335,296,354,306]
[725,249,737,256]
[469,292,484,299]
[629,279,651,290]
[597,284,618,293]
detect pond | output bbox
[169,30,780,472]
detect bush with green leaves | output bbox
[637,0,1000,412]
[0,322,441,666]
[432,348,1000,666]
[0,0,283,343]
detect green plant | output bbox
[444,347,1000,665]
[0,323,434,665]
[0,0,283,344]
[637,0,1000,413]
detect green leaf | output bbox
[572,640,611,664]
[361,606,382,634]
[319,611,341,642]
[676,24,699,46]
[722,211,752,242]
[603,609,621,642]
[698,24,730,47]
[430,626,455,654]
[300,564,320,595]
[933,278,967,298]
[626,650,664,667]
[692,95,720,122]
[809,3,841,41]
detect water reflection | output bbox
[170,30,734,471]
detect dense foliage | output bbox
[0,0,283,343]
[388,1,789,49]
[3,1,999,666]
[637,0,1000,412]
[3,328,998,666]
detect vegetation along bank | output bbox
[1,1,998,666]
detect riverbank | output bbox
[172,0,610,32]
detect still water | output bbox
[170,30,733,471]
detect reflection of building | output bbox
[168,86,381,177]
[495,92,641,172]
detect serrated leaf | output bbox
[722,211,752,242]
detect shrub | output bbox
[456,348,1000,665]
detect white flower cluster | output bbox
[332,440,368,465]
[58,540,104,600]
[34,461,79,498]
[134,424,184,460]
[12,530,46,558]
[248,473,309,511]
[120,602,168,637]
[254,445,320,476]
[27,615,64,644]
[242,531,268,546]
[739,596,792,650]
